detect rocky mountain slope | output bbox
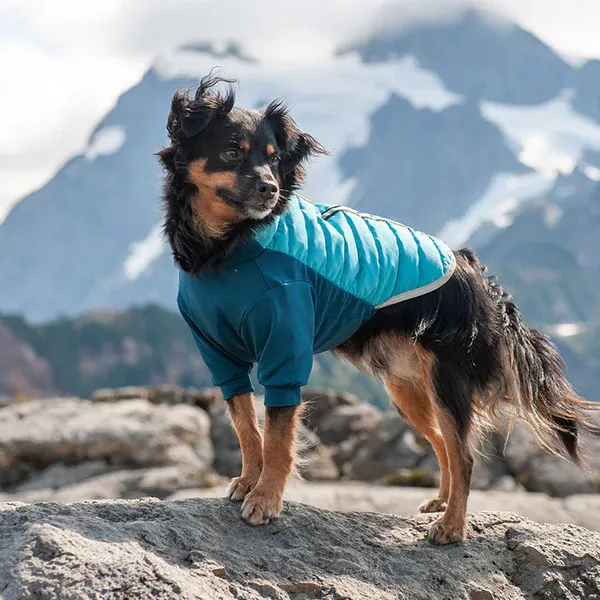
[1,498,599,600]
[2,10,600,324]
[0,322,57,400]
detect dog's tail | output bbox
[473,252,600,464]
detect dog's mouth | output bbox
[217,188,279,221]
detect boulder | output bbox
[181,387,221,410]
[301,388,362,431]
[7,466,222,503]
[296,426,339,481]
[471,431,514,490]
[0,498,598,599]
[11,461,113,494]
[0,398,213,490]
[503,418,600,497]
[208,403,243,478]
[92,385,220,410]
[345,414,427,480]
[314,403,383,446]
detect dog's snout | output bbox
[256,180,278,200]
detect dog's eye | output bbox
[268,154,281,166]
[222,148,242,161]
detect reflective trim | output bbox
[375,253,456,308]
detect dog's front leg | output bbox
[242,405,300,525]
[226,393,264,501]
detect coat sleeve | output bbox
[177,294,253,400]
[239,282,315,407]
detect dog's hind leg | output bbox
[384,377,450,514]
[427,358,475,545]
[226,393,264,501]
[242,405,302,525]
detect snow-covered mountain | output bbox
[2,10,600,323]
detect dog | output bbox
[157,73,599,544]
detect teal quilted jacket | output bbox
[178,195,455,407]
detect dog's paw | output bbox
[427,515,468,545]
[241,487,283,525]
[418,497,448,513]
[226,474,260,502]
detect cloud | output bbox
[0,0,146,221]
[2,0,600,222]
[113,0,391,61]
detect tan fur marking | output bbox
[242,405,302,525]
[384,379,450,509]
[427,409,470,544]
[369,335,469,543]
[384,341,450,512]
[226,393,264,501]
[266,143,276,156]
[239,139,250,151]
[187,158,243,237]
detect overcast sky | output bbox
[2,0,600,221]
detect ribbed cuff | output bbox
[220,374,254,401]
[263,386,302,407]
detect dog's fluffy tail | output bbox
[481,263,599,464]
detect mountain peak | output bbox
[177,40,255,63]
[343,7,571,105]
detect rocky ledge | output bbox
[0,498,599,599]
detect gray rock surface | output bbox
[92,385,221,410]
[208,403,244,478]
[503,419,600,497]
[0,389,597,512]
[345,415,426,480]
[0,398,214,494]
[316,403,382,447]
[0,497,598,599]
[171,481,600,533]
[7,466,222,504]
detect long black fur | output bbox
[336,248,599,464]
[156,73,326,274]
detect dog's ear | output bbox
[166,72,236,142]
[265,100,328,187]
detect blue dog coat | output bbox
[178,195,455,407]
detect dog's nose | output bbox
[256,180,278,200]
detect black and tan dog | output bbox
[158,74,598,544]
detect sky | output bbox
[2,0,600,222]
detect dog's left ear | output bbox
[265,100,328,186]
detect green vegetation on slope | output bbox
[1,306,388,407]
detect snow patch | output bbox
[85,125,126,162]
[547,323,587,338]
[154,49,461,206]
[123,224,165,280]
[437,172,555,248]
[481,91,600,176]
[543,204,563,229]
[584,165,600,181]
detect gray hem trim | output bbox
[375,254,457,309]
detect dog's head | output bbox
[159,74,326,241]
